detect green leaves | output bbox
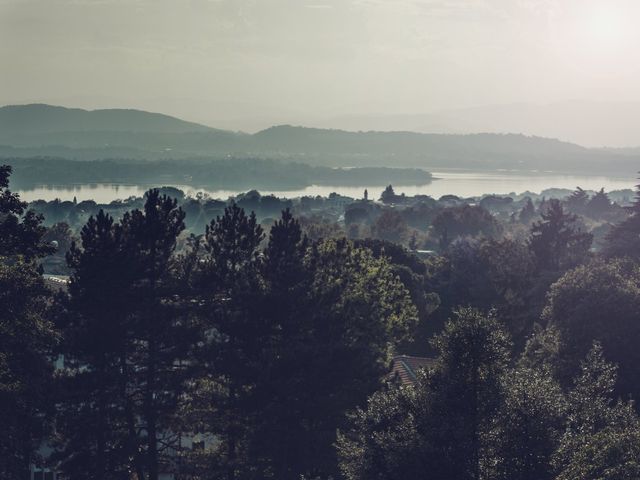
[0,260,57,478]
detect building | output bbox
[390,355,435,385]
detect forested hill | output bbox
[1,104,638,174]
[0,104,216,134]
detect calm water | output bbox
[16,171,636,203]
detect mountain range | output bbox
[317,101,640,149]
[1,104,638,175]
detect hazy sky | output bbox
[3,0,640,133]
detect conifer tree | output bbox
[0,165,57,477]
[604,181,640,258]
[119,189,188,480]
[193,204,265,480]
[55,209,136,480]
[57,191,189,480]
[565,187,589,214]
[518,197,536,224]
[586,188,611,218]
[529,199,591,271]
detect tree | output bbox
[0,262,57,478]
[190,204,266,480]
[586,188,612,218]
[518,197,536,224]
[554,344,640,480]
[371,209,409,244]
[188,206,418,479]
[337,383,425,480]
[244,209,311,479]
[118,189,189,480]
[292,239,418,479]
[529,199,591,272]
[380,185,396,204]
[56,190,190,480]
[556,426,640,480]
[431,237,535,347]
[428,308,511,480]
[0,164,53,260]
[542,259,640,398]
[488,366,566,480]
[603,182,640,259]
[431,205,500,250]
[55,210,135,480]
[0,164,57,477]
[565,187,589,214]
[338,308,511,480]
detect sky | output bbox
[3,0,640,140]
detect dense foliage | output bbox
[5,163,640,479]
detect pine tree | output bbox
[380,185,396,204]
[0,164,57,477]
[55,209,136,480]
[603,180,640,259]
[119,189,188,480]
[529,199,592,271]
[565,187,589,214]
[193,203,265,480]
[586,188,611,218]
[248,209,311,479]
[518,197,536,224]
[56,191,189,480]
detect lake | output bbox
[16,171,637,203]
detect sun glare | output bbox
[582,3,627,49]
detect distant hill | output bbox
[0,104,215,134]
[250,125,640,174]
[320,101,640,149]
[1,104,638,175]
[0,104,247,153]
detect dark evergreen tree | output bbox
[380,185,396,204]
[0,164,57,478]
[427,308,511,480]
[586,188,611,218]
[55,210,135,480]
[603,181,640,259]
[518,197,536,224]
[565,187,589,214]
[247,209,311,479]
[56,191,189,480]
[529,199,591,272]
[118,189,189,480]
[192,204,266,480]
[0,262,57,478]
[0,164,53,260]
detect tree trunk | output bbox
[146,339,159,480]
[120,355,145,480]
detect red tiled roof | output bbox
[390,355,436,385]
